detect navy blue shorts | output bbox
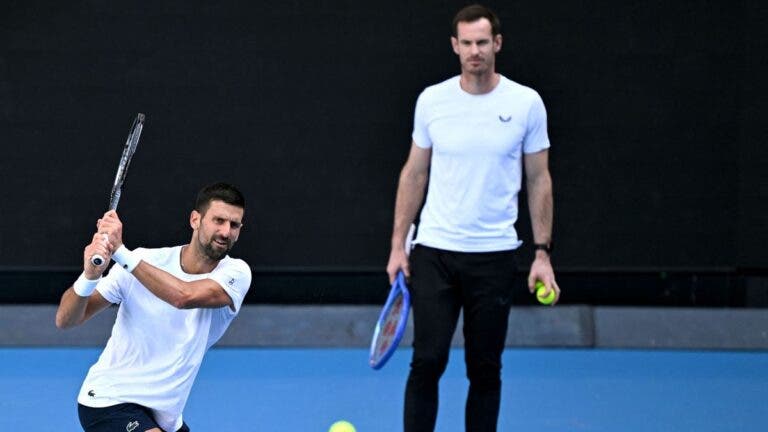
[78,403,190,432]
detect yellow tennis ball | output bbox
[329,420,356,432]
[535,281,555,305]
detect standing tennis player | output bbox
[56,183,251,432]
[386,5,559,431]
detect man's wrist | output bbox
[112,245,141,272]
[533,242,553,255]
[391,238,407,250]
[73,272,100,297]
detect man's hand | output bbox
[83,232,112,279]
[527,254,560,305]
[386,247,410,284]
[96,210,125,251]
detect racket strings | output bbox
[373,296,405,360]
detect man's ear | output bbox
[494,34,502,53]
[190,210,201,230]
[451,36,460,55]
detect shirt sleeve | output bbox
[411,91,432,149]
[208,258,251,315]
[522,92,551,154]
[95,263,131,304]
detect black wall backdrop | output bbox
[1,1,766,303]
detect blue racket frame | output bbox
[369,271,411,370]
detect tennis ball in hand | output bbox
[535,281,556,305]
[329,420,356,432]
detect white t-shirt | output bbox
[77,245,251,432]
[412,75,551,252]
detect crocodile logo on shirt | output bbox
[126,421,139,432]
[87,389,95,397]
[228,278,235,286]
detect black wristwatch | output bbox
[534,243,553,255]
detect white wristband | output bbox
[112,245,141,273]
[73,273,100,297]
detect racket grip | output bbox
[90,254,105,266]
[89,234,109,266]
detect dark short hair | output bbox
[452,4,501,37]
[195,182,245,214]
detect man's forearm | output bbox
[391,168,428,249]
[55,288,89,329]
[130,260,232,309]
[527,171,553,245]
[131,261,192,309]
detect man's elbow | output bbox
[55,317,66,329]
[527,171,552,190]
[159,279,191,309]
[55,313,76,330]
[401,169,428,189]
[170,291,196,309]
[170,297,190,309]
[172,290,230,310]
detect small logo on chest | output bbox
[498,115,512,122]
[126,421,140,432]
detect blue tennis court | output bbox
[1,347,766,431]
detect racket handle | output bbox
[89,234,109,266]
[91,254,105,266]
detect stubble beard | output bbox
[199,233,231,261]
[463,62,487,78]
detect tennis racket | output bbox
[369,224,416,369]
[90,113,145,266]
[369,270,411,369]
